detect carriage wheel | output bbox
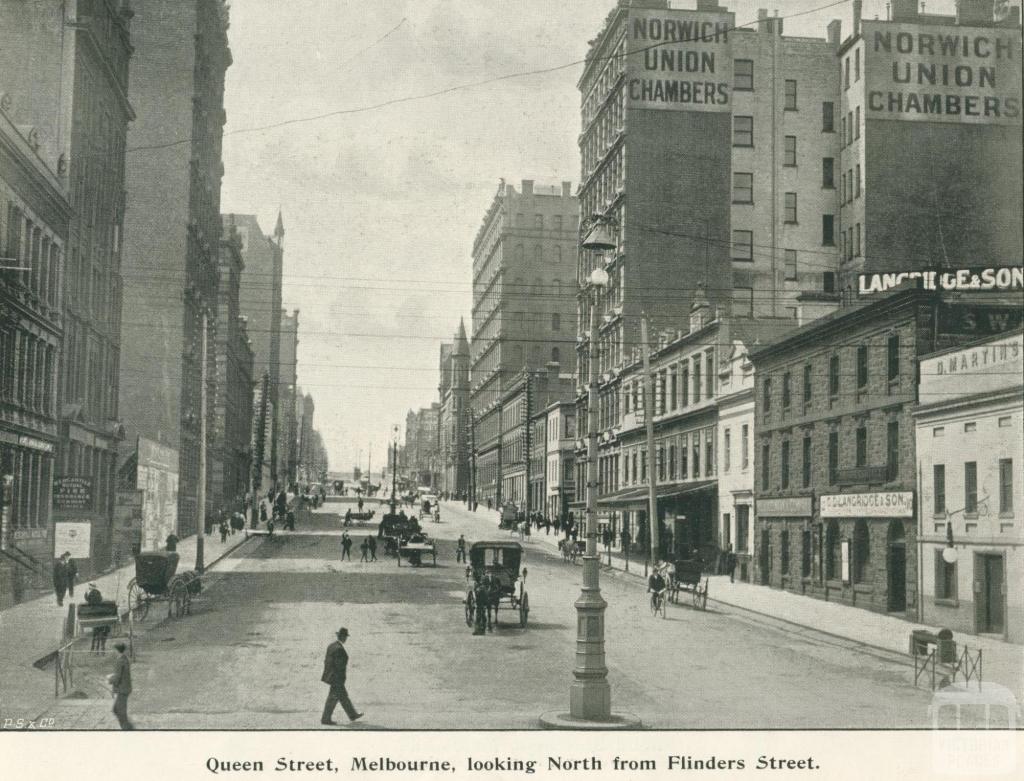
[464,591,475,627]
[127,580,148,622]
[519,593,529,628]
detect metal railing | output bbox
[914,644,983,691]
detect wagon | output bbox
[397,533,437,567]
[667,557,709,610]
[126,551,202,620]
[464,541,528,629]
[378,513,421,556]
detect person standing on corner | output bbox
[341,532,352,561]
[367,535,377,562]
[52,552,68,607]
[108,642,134,729]
[320,627,362,725]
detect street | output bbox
[41,499,938,730]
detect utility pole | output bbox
[195,310,208,574]
[468,413,477,510]
[524,373,532,519]
[640,315,660,567]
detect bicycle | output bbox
[649,589,667,618]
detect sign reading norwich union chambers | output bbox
[862,20,1023,125]
[626,8,734,112]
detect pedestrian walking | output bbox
[456,534,466,563]
[63,554,77,600]
[85,583,110,652]
[320,627,362,725]
[357,497,364,513]
[726,544,737,583]
[219,520,229,543]
[52,553,69,607]
[108,642,134,730]
[359,538,369,562]
[341,532,352,560]
[367,535,377,561]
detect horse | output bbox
[474,574,502,631]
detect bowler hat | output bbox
[335,627,348,637]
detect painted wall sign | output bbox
[53,521,91,559]
[820,491,914,518]
[937,303,1023,337]
[626,8,733,112]
[52,477,92,511]
[863,20,1023,125]
[18,435,55,453]
[757,496,813,518]
[858,265,1023,294]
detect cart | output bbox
[378,513,421,556]
[464,541,529,629]
[668,557,709,610]
[397,534,437,567]
[126,551,202,620]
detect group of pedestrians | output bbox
[338,532,377,562]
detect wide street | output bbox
[45,498,938,730]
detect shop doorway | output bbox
[975,553,1005,635]
[759,528,771,585]
[887,520,907,613]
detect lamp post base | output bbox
[538,710,642,730]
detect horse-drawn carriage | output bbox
[126,551,202,620]
[667,556,709,610]
[464,541,529,630]
[557,538,585,563]
[397,532,437,567]
[344,509,375,525]
[378,513,421,556]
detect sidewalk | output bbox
[458,503,1024,699]
[0,528,254,722]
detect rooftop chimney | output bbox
[521,179,534,196]
[956,0,992,25]
[853,0,863,34]
[827,19,842,47]
[562,181,572,197]
[891,0,918,21]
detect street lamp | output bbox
[541,215,639,729]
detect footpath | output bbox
[455,502,1024,700]
[0,528,254,724]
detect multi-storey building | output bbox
[544,401,577,522]
[297,390,314,484]
[0,0,134,579]
[409,404,441,489]
[750,289,1020,618]
[0,104,70,607]
[120,0,231,536]
[278,308,299,486]
[836,0,1022,290]
[438,320,470,498]
[210,222,253,514]
[914,330,1023,642]
[228,212,285,485]
[470,179,578,414]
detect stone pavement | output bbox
[457,503,1023,699]
[0,527,254,724]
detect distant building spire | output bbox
[455,317,469,355]
[273,208,285,244]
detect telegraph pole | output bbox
[524,373,532,519]
[195,310,208,574]
[640,315,660,567]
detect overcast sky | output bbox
[218,0,959,475]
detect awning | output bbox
[597,479,716,509]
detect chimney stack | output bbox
[891,0,918,22]
[562,181,572,197]
[521,179,534,196]
[853,0,863,34]
[827,19,842,47]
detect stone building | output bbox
[0,103,70,607]
[543,401,577,522]
[0,0,134,579]
[914,330,1023,642]
[120,0,231,536]
[277,308,299,486]
[438,320,470,498]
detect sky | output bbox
[218,0,961,474]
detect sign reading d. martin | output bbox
[626,8,733,112]
[820,492,914,518]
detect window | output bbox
[781,440,790,489]
[854,48,861,81]
[724,429,731,472]
[841,115,847,146]
[734,59,753,90]
[763,377,772,413]
[829,355,840,398]
[733,172,753,203]
[826,520,839,580]
[534,214,544,229]
[841,172,848,205]
[732,230,753,261]
[856,427,867,467]
[844,56,850,89]
[669,370,677,410]
[741,424,749,470]
[781,529,790,575]
[1000,459,1014,514]
[784,79,797,110]
[784,136,796,166]
[887,334,899,382]
[762,442,771,490]
[692,436,700,478]
[828,432,839,485]
[933,464,946,515]
[782,372,791,410]
[551,313,561,331]
[855,106,861,138]
[737,505,749,552]
[680,435,688,477]
[823,157,835,188]
[803,364,812,404]
[964,421,977,432]
[847,111,853,144]
[855,223,861,257]
[856,345,868,390]
[855,164,862,198]
[785,249,797,281]
[669,445,676,479]
[733,116,753,146]
[887,420,899,479]
[822,101,834,132]
[853,519,869,583]
[802,435,812,488]
[681,366,689,406]
[706,431,714,477]
[553,215,563,231]
[822,215,835,246]
[693,359,702,403]
[823,271,836,293]
[935,551,957,601]
[784,193,797,223]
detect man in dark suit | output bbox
[321,627,362,725]
[109,642,134,729]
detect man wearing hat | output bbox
[108,642,134,729]
[320,627,362,725]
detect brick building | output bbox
[914,330,1023,642]
[0,104,70,607]
[210,222,253,514]
[0,0,134,580]
[120,0,231,536]
[750,290,1021,618]
[277,308,299,486]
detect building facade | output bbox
[544,401,577,521]
[438,320,470,498]
[0,104,70,607]
[0,0,134,580]
[277,308,299,486]
[914,330,1023,643]
[120,0,231,536]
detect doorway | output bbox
[975,553,1005,635]
[759,528,771,585]
[887,520,907,613]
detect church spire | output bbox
[273,209,285,244]
[454,317,469,355]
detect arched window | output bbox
[551,347,560,363]
[853,519,870,583]
[534,245,543,263]
[826,520,840,580]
